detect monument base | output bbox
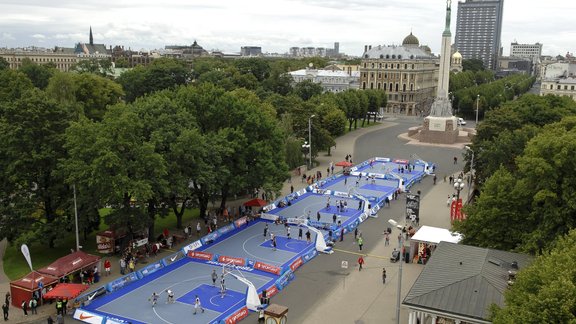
[419,116,458,144]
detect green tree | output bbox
[117,58,191,102]
[462,58,485,72]
[0,89,75,247]
[71,58,113,76]
[18,58,56,89]
[0,57,9,70]
[234,58,271,82]
[293,80,323,101]
[0,70,34,103]
[490,229,576,323]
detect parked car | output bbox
[457,118,466,126]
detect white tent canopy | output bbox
[411,226,462,244]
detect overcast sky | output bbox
[0,0,573,57]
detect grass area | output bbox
[343,119,381,135]
[4,208,200,280]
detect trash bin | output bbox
[405,252,410,263]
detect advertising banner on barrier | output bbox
[394,159,409,164]
[106,317,131,324]
[106,272,139,292]
[333,191,349,198]
[218,255,246,266]
[217,224,235,236]
[302,248,318,263]
[201,231,220,245]
[275,270,294,291]
[187,251,214,261]
[181,240,202,254]
[264,285,279,298]
[253,261,281,275]
[138,261,164,277]
[297,189,307,196]
[234,216,248,228]
[225,306,249,324]
[289,257,304,272]
[375,157,391,162]
[359,213,369,223]
[73,309,105,324]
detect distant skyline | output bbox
[1,0,574,57]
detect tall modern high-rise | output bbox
[455,0,504,70]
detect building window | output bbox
[362,82,366,89]
[371,63,375,68]
[405,64,408,69]
[370,82,374,89]
[380,55,384,59]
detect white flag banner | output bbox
[21,244,33,272]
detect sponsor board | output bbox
[275,270,294,290]
[73,309,105,324]
[201,231,221,245]
[297,189,307,196]
[253,261,281,275]
[359,213,369,223]
[218,255,246,266]
[225,306,249,324]
[393,159,409,164]
[217,224,235,236]
[234,216,248,228]
[138,261,164,277]
[375,157,391,162]
[289,257,304,272]
[105,317,130,324]
[181,240,202,254]
[106,272,139,292]
[264,285,279,298]
[187,251,214,261]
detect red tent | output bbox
[335,161,353,167]
[10,271,58,307]
[43,283,89,300]
[243,198,267,207]
[37,250,101,278]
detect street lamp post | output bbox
[475,94,480,125]
[308,115,315,170]
[73,185,80,251]
[454,178,465,202]
[388,219,404,324]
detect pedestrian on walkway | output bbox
[382,268,387,284]
[332,214,337,223]
[290,185,294,194]
[433,175,437,185]
[384,232,389,246]
[316,211,321,222]
[2,303,8,321]
[358,255,365,271]
[263,224,268,240]
[358,236,364,251]
[29,298,37,315]
[21,299,28,316]
[453,156,457,164]
[4,293,10,308]
[306,230,311,243]
[193,295,205,314]
[340,228,344,242]
[196,222,201,236]
[120,258,126,275]
[298,227,303,240]
[447,195,451,207]
[212,269,218,286]
[104,259,111,276]
[354,227,358,241]
[47,316,54,324]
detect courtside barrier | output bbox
[137,261,164,278]
[253,261,281,275]
[218,223,235,236]
[234,216,248,228]
[223,306,249,324]
[289,257,304,272]
[187,250,214,261]
[106,272,139,293]
[217,254,247,266]
[181,240,202,255]
[275,269,294,291]
[302,247,318,263]
[73,309,105,323]
[201,230,221,245]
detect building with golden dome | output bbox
[451,51,463,73]
[359,32,438,116]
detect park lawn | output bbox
[4,208,200,280]
[343,119,380,135]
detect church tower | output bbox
[89,26,94,45]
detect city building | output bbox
[359,32,438,116]
[540,61,576,101]
[455,0,505,70]
[510,42,542,61]
[165,41,209,59]
[288,63,360,92]
[403,241,533,324]
[0,47,79,72]
[497,56,533,77]
[451,51,463,73]
[110,45,154,67]
[288,42,341,58]
[75,27,110,56]
[240,46,262,57]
